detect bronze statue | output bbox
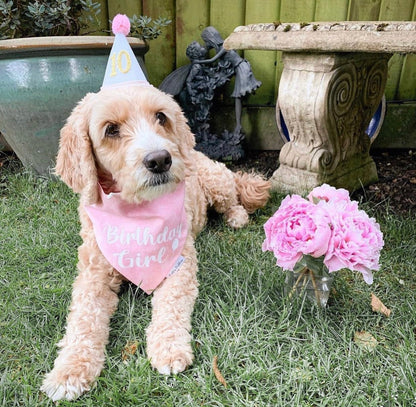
[160,26,261,161]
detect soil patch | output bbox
[228,149,416,216]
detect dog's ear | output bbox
[55,93,98,200]
[175,109,196,155]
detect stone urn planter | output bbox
[0,132,11,151]
[0,36,148,176]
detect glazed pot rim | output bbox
[0,36,148,55]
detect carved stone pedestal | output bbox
[271,52,390,194]
[223,21,416,194]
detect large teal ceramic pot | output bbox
[0,36,148,175]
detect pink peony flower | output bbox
[308,183,350,204]
[323,205,384,284]
[262,195,332,270]
[263,184,384,285]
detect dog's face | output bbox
[55,85,195,203]
[89,86,188,202]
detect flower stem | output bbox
[309,269,321,305]
[288,268,323,306]
[288,268,307,299]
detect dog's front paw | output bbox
[149,343,193,375]
[225,205,249,228]
[147,327,193,375]
[41,368,91,401]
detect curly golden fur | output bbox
[41,85,270,401]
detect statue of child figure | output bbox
[194,26,262,135]
[159,26,261,161]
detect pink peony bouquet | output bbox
[262,184,384,285]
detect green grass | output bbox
[1,162,415,406]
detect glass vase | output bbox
[284,268,334,307]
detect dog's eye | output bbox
[105,123,120,138]
[156,111,167,126]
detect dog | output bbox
[41,84,270,401]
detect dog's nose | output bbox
[143,150,172,173]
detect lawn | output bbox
[1,160,415,406]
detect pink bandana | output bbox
[85,182,188,294]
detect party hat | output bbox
[102,14,149,88]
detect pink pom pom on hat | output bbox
[112,14,131,35]
[102,14,149,88]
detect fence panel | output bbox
[107,0,142,22]
[105,0,416,101]
[397,4,416,100]
[142,0,176,85]
[315,0,349,20]
[244,0,280,105]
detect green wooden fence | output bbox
[99,0,416,101]
[93,0,416,148]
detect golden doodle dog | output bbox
[41,84,270,400]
